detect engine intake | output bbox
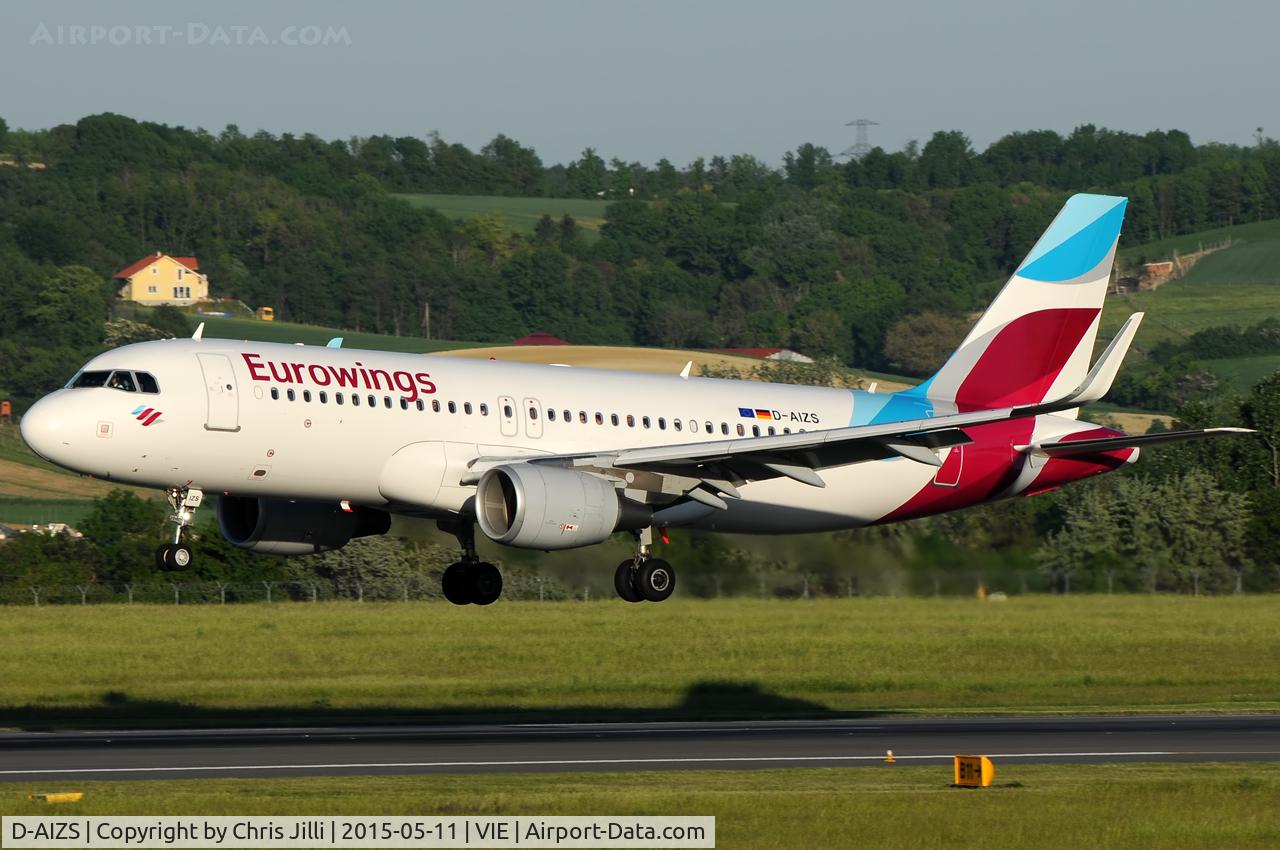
[218,496,390,555]
[476,464,650,550]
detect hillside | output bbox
[396,193,615,236]
[198,316,484,353]
[1103,218,1280,346]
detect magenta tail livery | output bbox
[20,194,1252,604]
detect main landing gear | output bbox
[438,520,502,606]
[614,528,676,603]
[156,486,203,571]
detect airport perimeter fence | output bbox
[0,570,1065,605]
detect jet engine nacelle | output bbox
[476,464,651,550]
[217,496,391,555]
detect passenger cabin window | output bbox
[400,397,409,410]
[465,402,473,415]
[503,404,514,418]
[303,390,312,403]
[626,414,635,427]
[352,394,360,406]
[736,424,745,436]
[674,419,683,432]
[658,417,666,430]
[610,413,618,426]
[480,403,489,416]
[595,412,604,425]
[448,401,457,413]
[286,388,296,401]
[271,388,280,401]
[529,406,538,420]
[433,400,441,412]
[416,399,424,411]
[690,420,699,433]
[642,416,651,428]
[548,409,557,422]
[320,391,328,404]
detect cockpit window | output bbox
[106,371,137,392]
[136,372,160,394]
[71,370,111,388]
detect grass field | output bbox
[198,316,485,353]
[2,765,1278,849]
[1105,218,1280,347]
[1202,355,1280,393]
[1,597,1277,728]
[397,193,616,236]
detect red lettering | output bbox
[393,370,418,402]
[307,364,332,386]
[368,368,392,391]
[415,372,437,394]
[268,361,293,383]
[290,363,305,383]
[242,353,268,381]
[330,365,359,387]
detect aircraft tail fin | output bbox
[909,193,1128,413]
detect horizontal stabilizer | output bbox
[1029,427,1255,457]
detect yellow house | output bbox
[113,253,209,306]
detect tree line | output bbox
[6,114,1280,412]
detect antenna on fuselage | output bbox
[191,322,205,340]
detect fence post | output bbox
[263,581,273,604]
[170,582,180,605]
[309,583,318,603]
[537,576,544,602]
[29,586,39,607]
[356,583,363,603]
[400,580,409,603]
[125,583,134,605]
[77,585,88,605]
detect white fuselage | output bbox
[20,338,1096,535]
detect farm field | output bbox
[2,764,1277,850]
[439,344,905,389]
[397,193,617,236]
[1,597,1277,728]
[1104,218,1280,347]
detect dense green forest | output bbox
[2,112,1279,595]
[5,113,1280,409]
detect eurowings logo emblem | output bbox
[131,405,163,426]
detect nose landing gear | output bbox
[156,487,202,571]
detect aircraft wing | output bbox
[464,401,1072,509]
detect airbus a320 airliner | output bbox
[20,194,1250,604]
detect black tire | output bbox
[469,562,503,606]
[155,544,171,570]
[441,562,471,605]
[635,558,676,602]
[614,560,643,602]
[169,544,193,570]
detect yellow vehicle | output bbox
[255,306,275,321]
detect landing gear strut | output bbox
[156,486,202,570]
[614,528,676,603]
[438,520,503,606]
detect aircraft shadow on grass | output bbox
[2,680,860,732]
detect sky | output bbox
[3,0,1276,166]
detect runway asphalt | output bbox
[1,714,1277,781]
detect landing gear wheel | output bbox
[635,558,675,602]
[441,563,471,605]
[614,560,643,603]
[468,562,503,606]
[156,543,193,571]
[168,543,193,569]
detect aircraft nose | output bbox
[20,393,74,464]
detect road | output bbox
[1,715,1277,781]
